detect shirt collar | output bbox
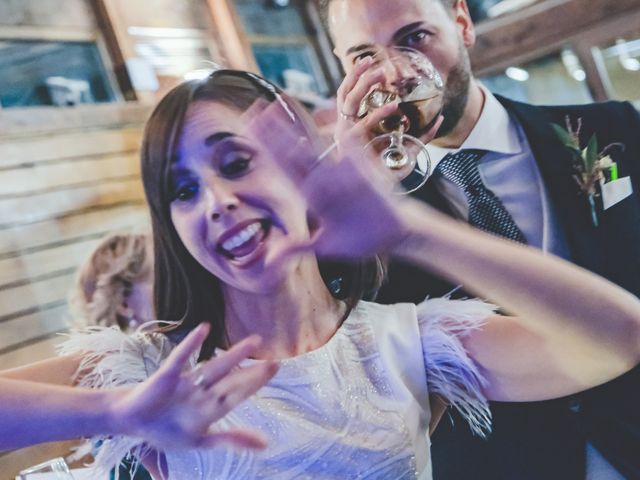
[427,84,523,167]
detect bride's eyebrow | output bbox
[204,131,235,147]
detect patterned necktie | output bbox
[435,149,527,243]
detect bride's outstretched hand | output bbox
[246,100,434,261]
[108,324,278,450]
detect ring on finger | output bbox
[340,110,359,121]
[193,373,206,387]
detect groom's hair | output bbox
[317,0,458,32]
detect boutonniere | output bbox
[551,116,624,227]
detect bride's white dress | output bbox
[60,298,494,479]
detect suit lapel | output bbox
[495,96,611,273]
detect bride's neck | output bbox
[222,258,346,360]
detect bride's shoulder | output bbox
[57,325,176,388]
[353,300,416,322]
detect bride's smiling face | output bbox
[169,100,310,293]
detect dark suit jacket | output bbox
[375,97,640,479]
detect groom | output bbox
[321,0,640,478]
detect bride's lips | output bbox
[215,219,271,267]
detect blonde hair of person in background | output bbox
[69,232,154,331]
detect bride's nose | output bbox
[205,182,238,221]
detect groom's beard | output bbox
[434,44,472,139]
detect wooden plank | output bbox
[0,103,151,139]
[0,25,97,42]
[0,303,69,353]
[0,238,101,286]
[0,204,149,256]
[0,272,74,321]
[0,152,140,196]
[0,127,142,170]
[0,178,144,228]
[0,336,63,370]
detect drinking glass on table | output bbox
[17,457,74,480]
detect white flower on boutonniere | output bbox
[552,116,625,227]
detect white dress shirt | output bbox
[426,85,570,258]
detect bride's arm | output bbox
[394,204,640,401]
[0,354,83,385]
[0,325,277,451]
[249,100,640,402]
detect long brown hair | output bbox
[141,70,384,359]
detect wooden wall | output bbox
[0,103,152,477]
[0,103,151,368]
[0,0,96,30]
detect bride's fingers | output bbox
[248,104,320,179]
[265,236,318,270]
[200,429,268,450]
[157,323,210,380]
[240,98,271,124]
[192,335,262,388]
[206,361,279,415]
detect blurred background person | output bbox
[69,232,154,331]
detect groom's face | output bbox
[328,0,476,136]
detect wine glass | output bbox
[357,46,444,193]
[18,457,75,479]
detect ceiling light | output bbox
[505,66,530,82]
[622,57,640,71]
[561,49,586,82]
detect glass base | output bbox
[366,132,432,194]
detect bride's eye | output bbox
[171,182,199,202]
[219,148,255,177]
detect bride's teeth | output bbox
[222,222,262,251]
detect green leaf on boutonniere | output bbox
[551,123,580,150]
[583,134,599,172]
[551,116,626,226]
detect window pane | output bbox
[0,40,117,108]
[593,38,640,106]
[252,43,327,94]
[479,49,593,105]
[234,0,307,36]
[467,0,543,23]
[232,1,329,96]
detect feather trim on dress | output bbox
[417,297,495,438]
[57,326,174,479]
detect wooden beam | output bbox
[0,103,150,138]
[90,0,137,101]
[471,0,640,74]
[205,0,258,72]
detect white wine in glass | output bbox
[359,46,444,193]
